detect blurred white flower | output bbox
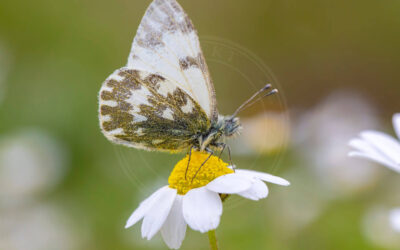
[0,129,67,206]
[0,203,83,250]
[125,151,289,249]
[389,208,400,233]
[363,206,400,248]
[294,91,382,197]
[349,113,400,173]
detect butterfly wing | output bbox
[99,67,210,152]
[127,0,217,121]
[99,0,217,152]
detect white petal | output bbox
[393,113,400,140]
[238,179,269,201]
[361,131,400,164]
[125,185,170,228]
[348,151,400,173]
[161,195,187,249]
[234,169,290,186]
[182,188,222,233]
[141,187,177,240]
[348,138,396,164]
[206,173,252,194]
[349,138,382,156]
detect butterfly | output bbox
[98,0,277,157]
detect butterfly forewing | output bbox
[99,68,210,152]
[127,0,217,121]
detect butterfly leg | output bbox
[221,144,234,172]
[217,143,226,159]
[191,148,214,183]
[214,142,234,168]
[226,144,234,169]
[185,146,194,180]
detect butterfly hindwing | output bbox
[99,67,210,152]
[127,0,217,122]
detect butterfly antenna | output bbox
[231,84,278,117]
[240,88,278,112]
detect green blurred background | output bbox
[1,0,400,249]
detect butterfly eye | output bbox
[223,118,241,137]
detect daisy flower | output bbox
[125,151,289,249]
[390,208,400,233]
[349,113,400,173]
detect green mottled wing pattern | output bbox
[98,68,210,152]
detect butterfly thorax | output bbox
[197,115,241,151]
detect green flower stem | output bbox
[208,230,218,250]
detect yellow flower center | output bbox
[168,151,234,195]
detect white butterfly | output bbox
[98,0,276,155]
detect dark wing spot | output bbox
[144,74,166,89]
[182,16,194,33]
[179,56,199,70]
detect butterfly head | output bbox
[198,115,241,151]
[221,116,241,137]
